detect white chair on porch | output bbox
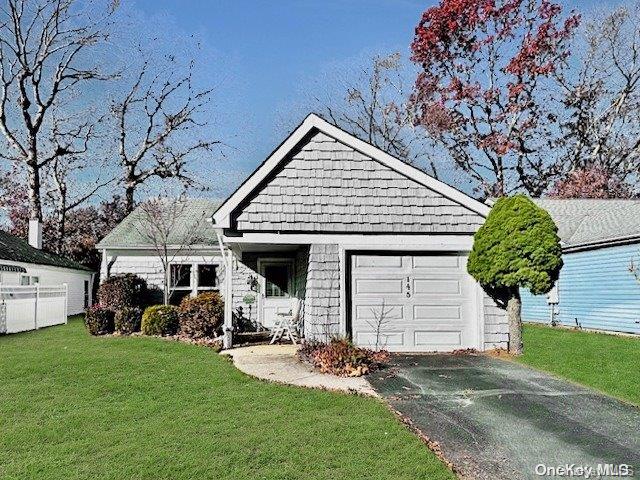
[270,299,302,345]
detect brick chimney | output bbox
[28,219,42,249]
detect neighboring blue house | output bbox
[522,199,640,334]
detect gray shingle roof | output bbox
[97,198,222,249]
[0,230,92,271]
[532,199,640,248]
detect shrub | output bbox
[297,338,389,377]
[97,274,149,312]
[179,292,224,339]
[468,194,563,354]
[141,305,179,336]
[85,305,115,336]
[114,307,142,334]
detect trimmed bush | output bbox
[297,338,389,377]
[141,305,179,336]
[97,274,149,312]
[468,194,563,354]
[179,292,224,339]
[114,307,142,334]
[85,305,115,336]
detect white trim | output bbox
[339,246,347,337]
[474,279,485,351]
[221,233,475,250]
[95,243,219,251]
[212,113,490,228]
[223,250,233,348]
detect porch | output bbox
[221,243,342,348]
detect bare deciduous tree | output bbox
[366,300,394,352]
[134,196,207,305]
[309,53,441,176]
[556,3,640,187]
[0,0,115,221]
[46,151,113,252]
[113,51,221,214]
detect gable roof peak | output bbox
[212,112,490,228]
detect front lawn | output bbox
[0,318,453,480]
[518,323,640,405]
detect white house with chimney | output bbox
[0,220,94,332]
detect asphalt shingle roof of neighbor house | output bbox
[532,198,640,249]
[97,198,222,249]
[0,230,92,271]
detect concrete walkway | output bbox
[223,344,377,396]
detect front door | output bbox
[258,258,296,329]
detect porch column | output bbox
[223,249,233,348]
[100,249,109,281]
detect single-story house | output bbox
[0,223,94,316]
[99,113,509,352]
[522,199,640,335]
[96,198,224,305]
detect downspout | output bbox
[214,225,233,349]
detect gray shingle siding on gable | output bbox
[233,132,484,233]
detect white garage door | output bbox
[350,253,480,352]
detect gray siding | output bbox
[483,293,509,350]
[303,244,341,340]
[234,132,484,233]
[230,256,259,327]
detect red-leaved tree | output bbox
[411,0,580,198]
[548,166,634,199]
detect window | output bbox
[264,264,290,298]
[20,275,39,286]
[170,264,192,288]
[168,263,220,305]
[197,264,218,294]
[84,280,90,308]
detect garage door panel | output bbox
[355,331,405,347]
[354,278,404,295]
[412,256,460,269]
[413,305,461,320]
[413,279,461,295]
[351,253,479,352]
[355,255,403,269]
[414,330,462,347]
[355,304,404,320]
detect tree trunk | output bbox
[55,212,65,253]
[27,160,43,221]
[54,194,66,254]
[124,183,136,214]
[507,290,523,355]
[163,267,170,306]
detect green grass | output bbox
[518,323,640,405]
[0,318,453,480]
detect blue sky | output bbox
[129,0,619,196]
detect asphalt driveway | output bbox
[368,355,640,480]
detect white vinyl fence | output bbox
[0,284,68,334]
